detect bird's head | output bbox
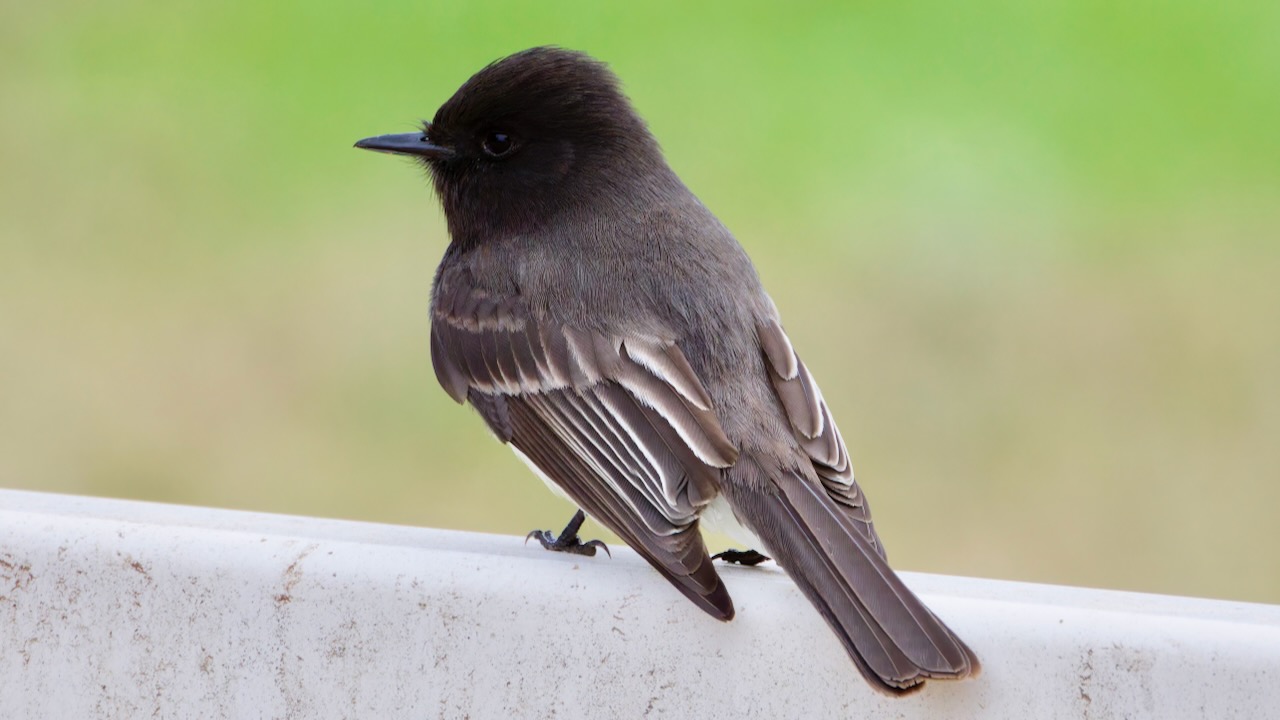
[357,47,666,245]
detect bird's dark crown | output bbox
[430,47,647,153]
[419,47,672,246]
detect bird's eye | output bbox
[482,131,516,158]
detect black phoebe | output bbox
[356,46,979,694]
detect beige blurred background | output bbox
[2,2,1277,604]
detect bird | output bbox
[355,46,979,694]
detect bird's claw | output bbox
[525,510,611,557]
[713,549,771,566]
[525,529,610,557]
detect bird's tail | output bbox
[725,457,979,695]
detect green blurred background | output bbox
[3,1,1278,604]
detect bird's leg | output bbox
[525,509,611,558]
[712,549,772,566]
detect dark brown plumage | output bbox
[356,46,979,694]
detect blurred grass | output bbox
[2,1,1278,603]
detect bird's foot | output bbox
[525,509,611,558]
[712,549,771,566]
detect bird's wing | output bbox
[431,273,739,619]
[756,319,887,559]
[750,320,979,691]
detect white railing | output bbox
[2,488,1277,718]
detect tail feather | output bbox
[726,459,979,694]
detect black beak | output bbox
[354,130,454,159]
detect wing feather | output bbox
[757,318,885,557]
[432,269,737,618]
